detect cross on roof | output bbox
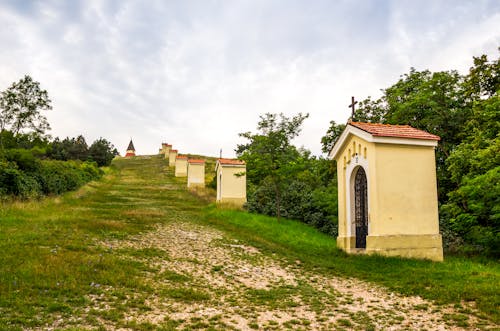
[348,96,358,120]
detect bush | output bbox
[0,160,41,198]
[0,157,102,199]
[246,177,338,236]
[37,160,102,195]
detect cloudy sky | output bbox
[0,1,498,157]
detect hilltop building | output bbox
[329,121,443,261]
[125,139,136,157]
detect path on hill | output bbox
[47,156,492,331]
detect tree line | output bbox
[238,51,499,257]
[0,75,118,199]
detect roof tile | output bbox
[349,121,440,141]
[188,159,205,164]
[217,158,246,165]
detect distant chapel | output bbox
[125,139,136,157]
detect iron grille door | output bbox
[355,167,368,248]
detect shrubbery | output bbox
[0,75,116,200]
[0,157,102,199]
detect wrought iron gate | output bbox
[354,167,368,248]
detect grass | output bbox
[0,154,498,329]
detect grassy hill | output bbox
[0,155,498,330]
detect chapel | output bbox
[329,121,443,261]
[175,155,188,177]
[168,149,178,167]
[215,158,246,207]
[125,139,136,157]
[187,159,206,188]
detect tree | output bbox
[67,135,89,161]
[320,121,345,154]
[0,75,52,139]
[89,138,118,167]
[236,112,309,220]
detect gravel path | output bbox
[95,222,492,331]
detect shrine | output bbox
[168,149,178,167]
[329,121,443,261]
[187,159,205,188]
[215,158,246,207]
[174,155,188,177]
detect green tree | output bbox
[236,112,309,219]
[0,75,52,140]
[320,120,345,154]
[89,138,118,167]
[440,52,500,255]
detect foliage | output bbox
[237,112,309,219]
[320,120,345,154]
[0,75,117,199]
[0,157,102,199]
[89,137,119,167]
[236,113,338,234]
[0,75,51,145]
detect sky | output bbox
[0,0,499,157]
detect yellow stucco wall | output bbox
[164,146,172,159]
[187,163,205,188]
[168,150,177,166]
[175,158,188,177]
[216,165,246,206]
[371,144,440,235]
[334,133,443,261]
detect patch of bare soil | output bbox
[89,222,494,330]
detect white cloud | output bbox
[0,0,498,157]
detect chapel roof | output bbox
[176,155,188,159]
[217,158,246,165]
[170,149,178,153]
[188,159,205,164]
[329,121,440,160]
[349,122,440,141]
[127,139,135,151]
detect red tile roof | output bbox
[176,155,187,159]
[349,121,440,141]
[217,158,246,165]
[188,159,205,164]
[170,149,178,153]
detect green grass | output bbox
[0,154,498,329]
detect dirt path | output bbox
[94,222,489,330]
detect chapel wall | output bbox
[372,144,439,236]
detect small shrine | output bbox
[175,155,188,177]
[162,143,172,159]
[215,158,246,207]
[329,121,443,261]
[187,159,205,188]
[168,149,178,167]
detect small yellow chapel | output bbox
[329,121,444,261]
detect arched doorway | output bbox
[354,167,368,248]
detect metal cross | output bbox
[348,96,358,120]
